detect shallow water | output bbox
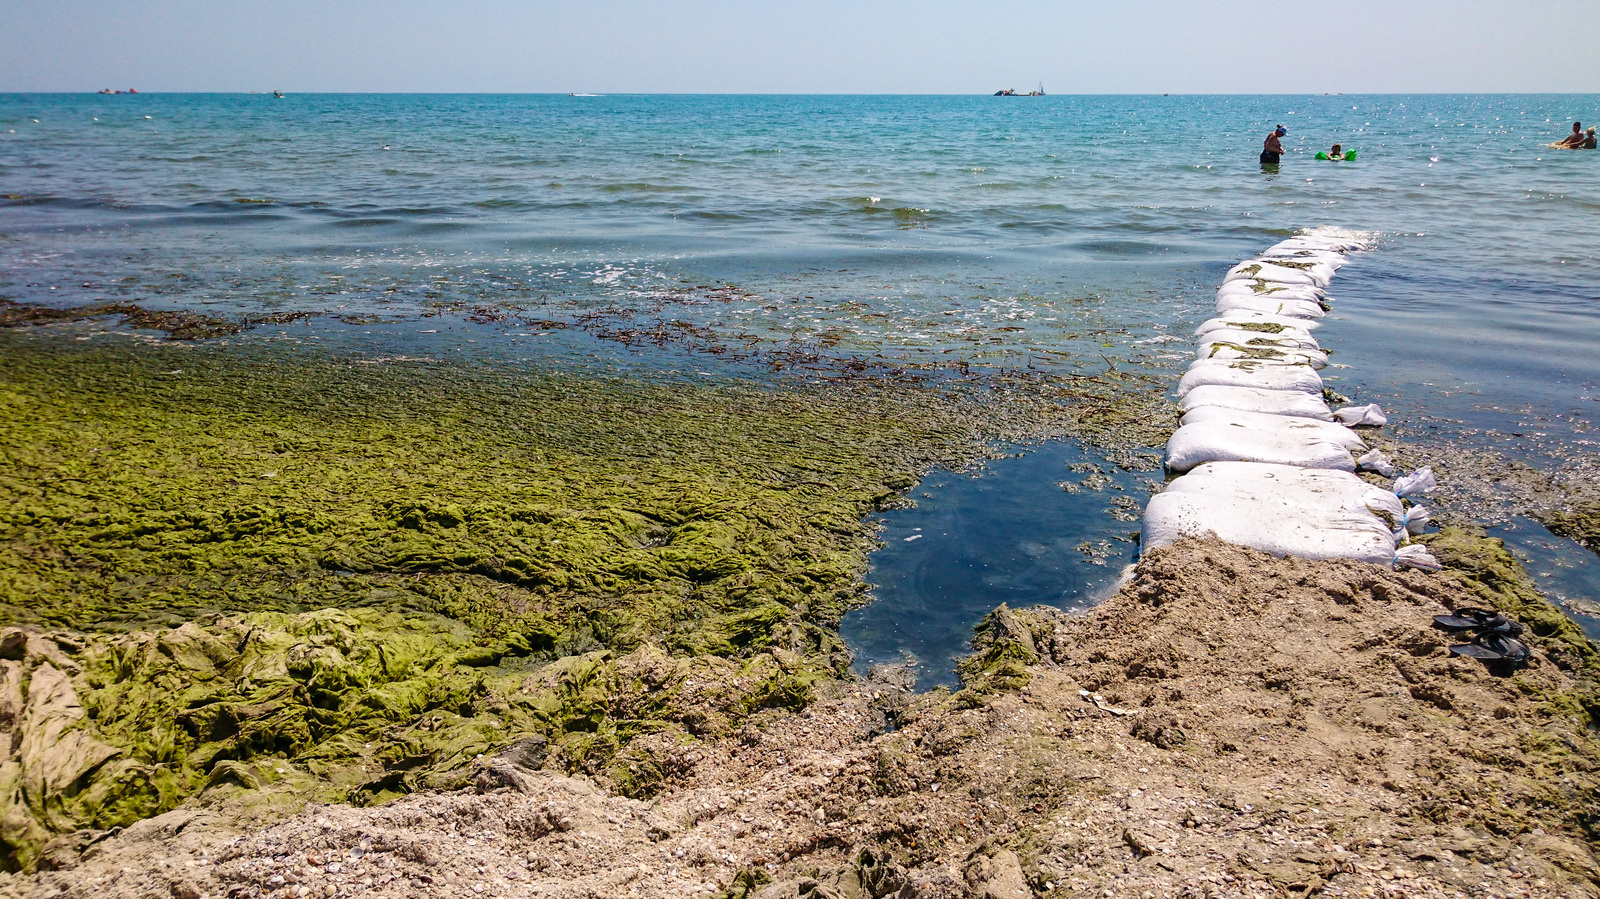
[4,92,1600,676]
[842,442,1148,688]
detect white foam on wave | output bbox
[1297,225,1380,247]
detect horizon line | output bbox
[7,90,1600,97]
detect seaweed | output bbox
[1536,502,1600,558]
[0,298,318,340]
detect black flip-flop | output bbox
[1433,607,1523,636]
[1449,632,1531,665]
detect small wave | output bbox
[327,217,402,228]
[597,182,693,194]
[472,198,537,211]
[833,196,883,210]
[674,210,755,222]
[891,207,936,226]
[374,206,462,217]
[1071,239,1164,257]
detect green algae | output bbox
[0,337,986,642]
[0,611,822,870]
[1206,341,1287,361]
[955,605,1042,701]
[1263,259,1319,272]
[0,298,316,340]
[1537,503,1600,558]
[0,332,1106,869]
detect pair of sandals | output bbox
[1432,607,1531,666]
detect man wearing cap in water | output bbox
[1261,126,1287,164]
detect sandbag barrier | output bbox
[1141,232,1443,570]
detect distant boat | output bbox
[993,83,1045,97]
[569,93,601,97]
[273,90,285,98]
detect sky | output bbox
[4,0,1599,94]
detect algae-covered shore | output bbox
[7,326,1600,897]
[0,326,1170,874]
[10,538,1600,899]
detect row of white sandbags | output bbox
[1170,234,1373,473]
[1143,232,1440,567]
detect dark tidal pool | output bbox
[842,440,1151,689]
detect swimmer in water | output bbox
[1260,126,1286,165]
[1327,143,1344,160]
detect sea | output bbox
[3,93,1598,685]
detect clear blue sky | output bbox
[5,0,1598,94]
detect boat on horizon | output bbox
[993,82,1045,97]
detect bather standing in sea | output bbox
[1260,125,1286,165]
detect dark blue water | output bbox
[843,443,1147,688]
[4,93,1600,680]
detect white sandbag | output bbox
[1394,467,1437,498]
[1215,293,1327,320]
[1198,326,1320,352]
[1163,461,1399,515]
[1143,462,1398,563]
[1393,544,1443,571]
[1333,404,1388,427]
[1178,359,1324,396]
[1166,421,1356,472]
[1183,384,1333,420]
[1142,493,1396,563]
[1224,259,1326,288]
[1403,505,1432,535]
[1249,257,1338,285]
[1263,248,1346,269]
[1180,406,1366,451]
[1200,341,1328,369]
[1356,448,1396,477]
[1196,312,1322,334]
[1217,279,1325,304]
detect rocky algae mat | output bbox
[0,331,1163,871]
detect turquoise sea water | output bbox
[3,93,1599,680]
